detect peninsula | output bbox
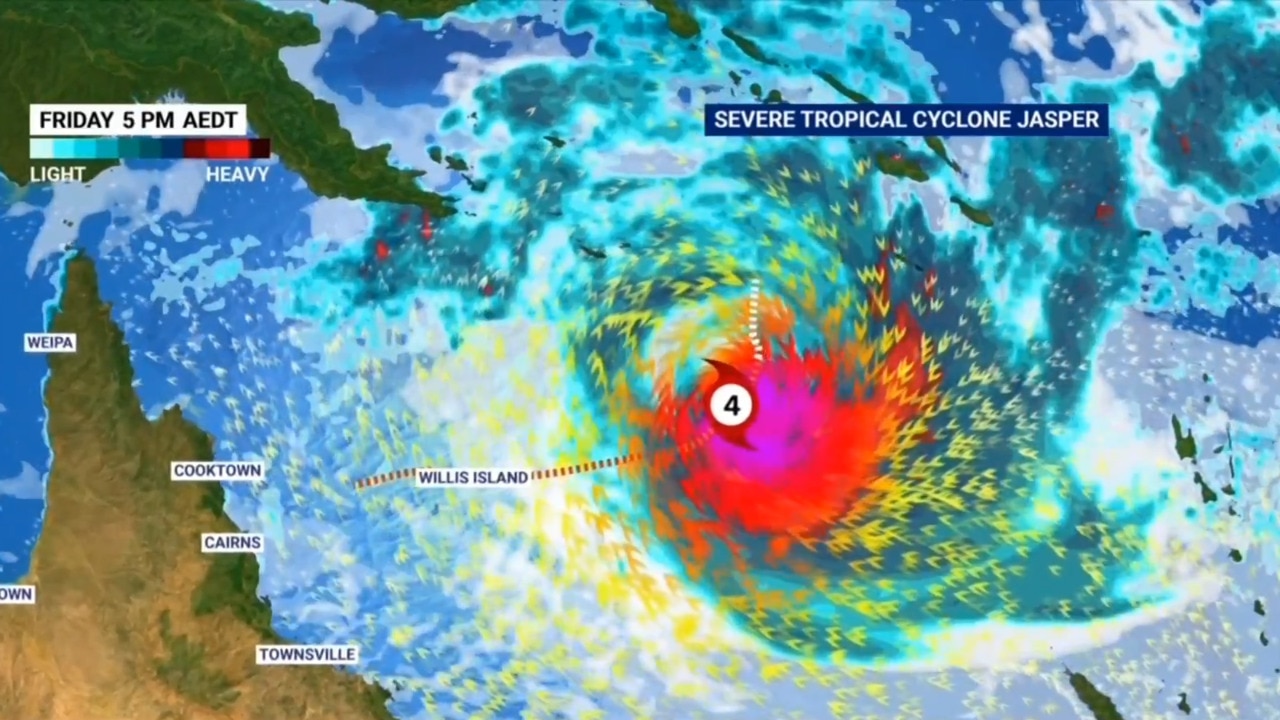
[0,255,394,720]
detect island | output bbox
[0,255,394,720]
[0,0,474,215]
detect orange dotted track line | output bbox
[353,431,714,492]
[530,452,645,480]
[353,467,419,491]
[351,454,644,491]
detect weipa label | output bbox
[23,333,76,354]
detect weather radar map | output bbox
[1,1,1280,719]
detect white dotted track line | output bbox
[748,277,764,364]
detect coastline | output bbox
[0,176,68,582]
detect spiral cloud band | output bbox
[566,141,1163,665]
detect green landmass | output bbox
[0,255,393,720]
[647,0,701,39]
[950,196,994,226]
[426,145,470,172]
[815,70,874,105]
[321,0,474,18]
[1064,667,1127,720]
[744,83,785,104]
[1171,414,1199,460]
[1193,469,1219,504]
[925,136,961,171]
[155,610,241,710]
[0,1,458,214]
[722,28,777,66]
[875,152,929,182]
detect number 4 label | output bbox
[709,383,754,427]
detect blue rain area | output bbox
[314,12,591,108]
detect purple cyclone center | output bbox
[700,365,828,484]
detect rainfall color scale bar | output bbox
[29,137,272,160]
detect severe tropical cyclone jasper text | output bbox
[704,103,1111,137]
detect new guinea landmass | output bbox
[0,0,474,214]
[0,255,394,720]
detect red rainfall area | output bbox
[633,246,942,568]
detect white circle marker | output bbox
[709,383,754,427]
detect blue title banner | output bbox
[704,103,1110,138]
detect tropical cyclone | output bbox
[562,137,1176,665]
